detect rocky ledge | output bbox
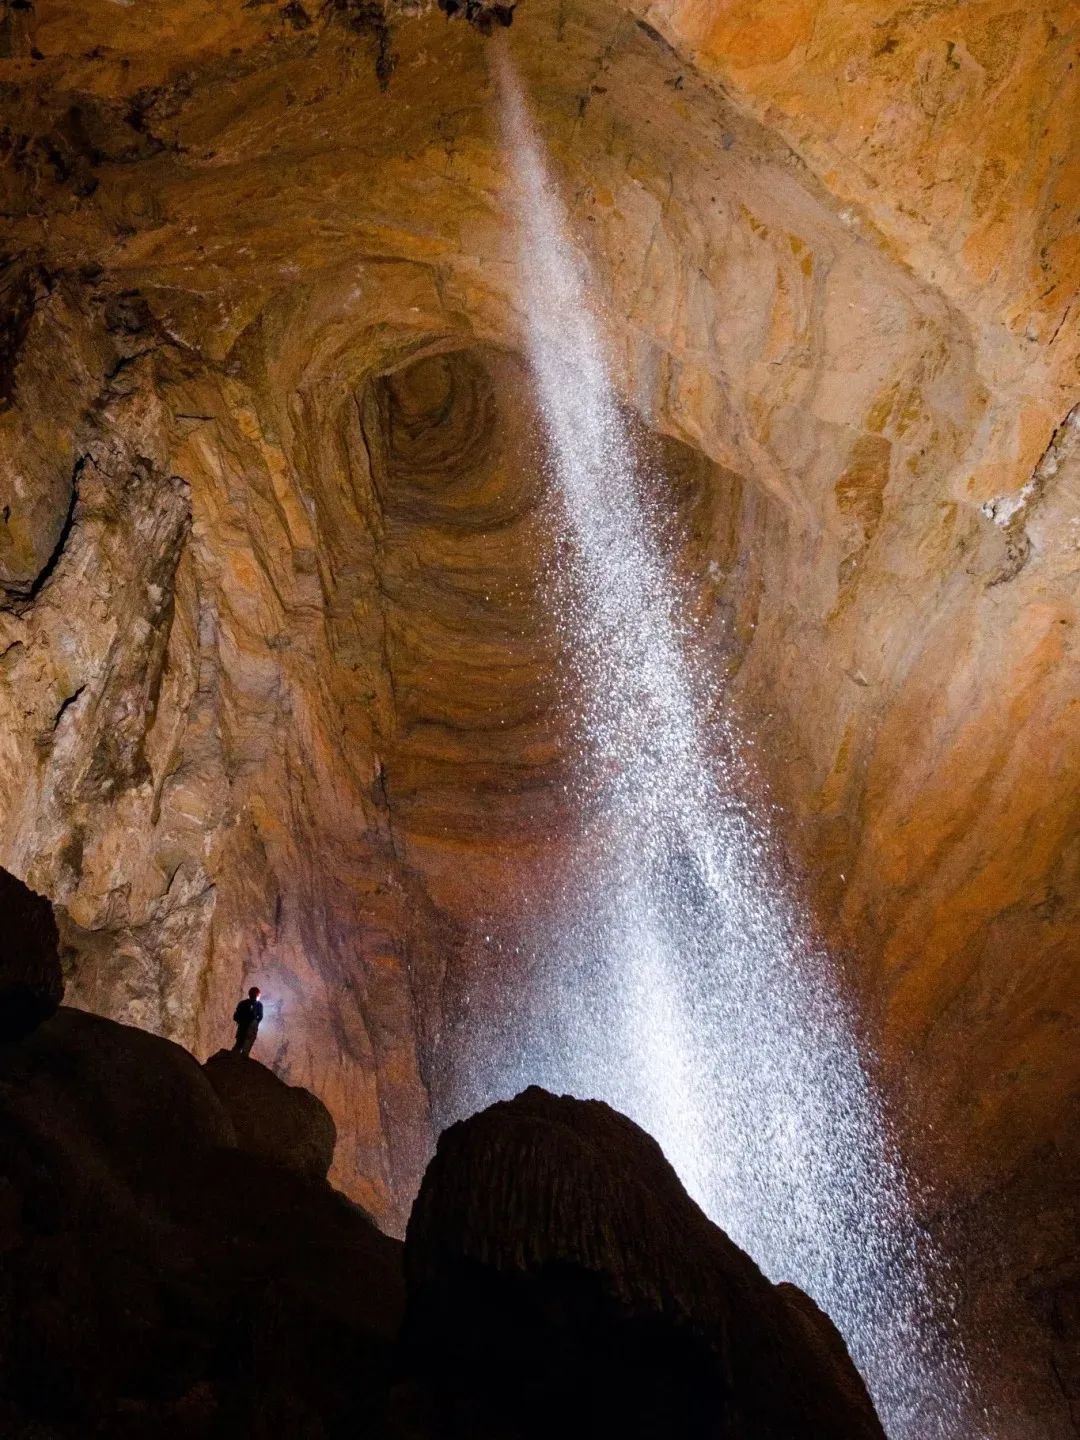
[0,877,883,1438]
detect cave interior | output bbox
[0,0,1076,1435]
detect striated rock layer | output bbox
[399,1085,885,1439]
[0,1,1075,1430]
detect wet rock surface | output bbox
[397,1086,885,1440]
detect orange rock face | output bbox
[0,0,1075,1429]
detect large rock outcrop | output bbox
[0,1006,403,1437]
[0,1003,886,1439]
[397,1086,885,1440]
[204,1047,338,1181]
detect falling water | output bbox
[473,47,978,1439]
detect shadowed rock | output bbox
[0,1007,402,1436]
[397,1085,885,1439]
[0,1012,906,1436]
[0,866,63,1041]
[437,0,516,33]
[204,1048,338,1182]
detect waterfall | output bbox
[473,46,978,1439]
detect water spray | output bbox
[460,43,980,1440]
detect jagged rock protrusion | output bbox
[399,1085,885,1439]
[0,866,63,1040]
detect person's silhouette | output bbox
[232,986,264,1057]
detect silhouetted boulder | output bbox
[396,1085,885,1440]
[204,1049,337,1181]
[0,1007,402,1437]
[0,1007,233,1203]
[0,866,63,1041]
[778,1281,887,1430]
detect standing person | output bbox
[232,986,264,1057]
